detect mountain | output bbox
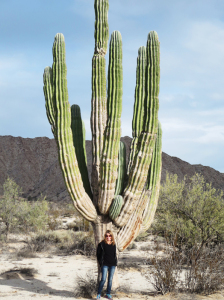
[0,135,223,202]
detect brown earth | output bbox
[0,135,223,202]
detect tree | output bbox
[43,0,162,286]
[153,173,224,260]
[0,177,22,239]
[0,178,49,240]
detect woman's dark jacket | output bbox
[97,241,117,267]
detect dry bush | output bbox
[74,272,97,298]
[60,232,95,256]
[1,267,37,278]
[144,248,183,295]
[16,249,37,259]
[144,244,224,296]
[183,246,224,295]
[135,232,149,242]
[21,230,96,257]
[127,242,137,250]
[47,209,62,231]
[23,230,75,253]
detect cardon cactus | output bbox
[43,0,162,286]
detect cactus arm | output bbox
[98,31,123,214]
[109,195,124,220]
[115,141,126,196]
[43,66,55,134]
[91,0,109,205]
[82,120,87,164]
[44,33,97,222]
[141,121,162,232]
[128,46,146,175]
[116,190,149,251]
[71,105,93,199]
[115,31,160,227]
[94,0,109,55]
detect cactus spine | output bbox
[43,0,162,259]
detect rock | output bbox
[0,135,223,203]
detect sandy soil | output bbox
[0,237,224,300]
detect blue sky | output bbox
[0,0,224,172]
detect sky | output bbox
[0,0,224,172]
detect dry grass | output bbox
[74,272,97,298]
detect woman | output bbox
[96,230,117,299]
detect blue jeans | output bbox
[97,265,116,295]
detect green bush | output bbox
[0,178,49,239]
[153,173,224,253]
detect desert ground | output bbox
[0,230,224,300]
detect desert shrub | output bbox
[153,173,224,253]
[144,246,183,295]
[127,242,137,250]
[16,249,37,259]
[0,178,49,239]
[47,208,62,230]
[183,246,224,295]
[135,232,149,242]
[144,242,224,296]
[74,273,97,298]
[61,232,95,256]
[16,197,49,233]
[25,230,75,252]
[0,177,22,239]
[23,230,95,256]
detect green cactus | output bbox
[43,0,162,260]
[98,30,123,214]
[115,141,126,196]
[115,31,160,228]
[141,121,162,232]
[43,33,97,222]
[109,195,124,220]
[71,105,92,199]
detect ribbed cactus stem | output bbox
[128,46,146,175]
[44,33,97,222]
[117,189,149,251]
[43,66,55,134]
[91,0,109,205]
[141,121,162,232]
[109,195,124,220]
[115,31,160,227]
[94,0,109,55]
[98,31,123,214]
[132,46,146,138]
[115,141,126,196]
[71,105,93,199]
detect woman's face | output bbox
[105,233,112,243]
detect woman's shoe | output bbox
[96,295,101,299]
[105,294,113,299]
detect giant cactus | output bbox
[43,0,162,286]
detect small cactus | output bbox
[109,195,124,220]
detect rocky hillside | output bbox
[0,135,223,202]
